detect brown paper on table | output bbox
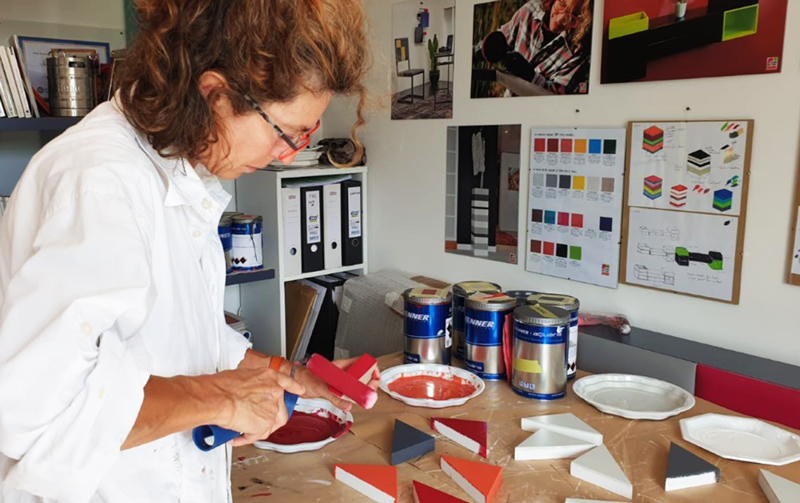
[233,353,800,503]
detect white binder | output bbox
[281,187,303,277]
[322,184,343,270]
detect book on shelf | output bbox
[0,57,17,117]
[8,37,39,118]
[5,46,32,118]
[0,47,26,118]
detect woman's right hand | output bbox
[209,366,306,446]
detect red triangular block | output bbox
[431,417,488,457]
[440,455,502,503]
[334,464,397,503]
[412,481,468,503]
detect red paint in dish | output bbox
[265,411,352,445]
[388,374,477,401]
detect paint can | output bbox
[464,292,517,380]
[402,288,453,365]
[218,216,234,273]
[504,290,540,307]
[512,304,570,400]
[527,294,580,380]
[231,215,264,271]
[452,281,502,361]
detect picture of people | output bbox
[444,125,522,264]
[471,0,593,99]
[602,0,788,84]
[391,1,455,120]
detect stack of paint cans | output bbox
[402,288,453,365]
[504,290,540,307]
[511,304,571,400]
[464,292,517,381]
[218,212,241,274]
[451,281,502,361]
[527,294,580,380]
[231,214,264,271]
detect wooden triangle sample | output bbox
[391,420,435,465]
[440,455,502,503]
[570,445,633,500]
[334,464,397,503]
[431,417,488,457]
[514,430,595,461]
[665,443,720,491]
[412,481,468,503]
[521,413,603,445]
[759,469,800,503]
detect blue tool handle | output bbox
[193,392,300,451]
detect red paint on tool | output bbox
[251,492,272,497]
[265,411,352,445]
[308,354,378,409]
[330,354,377,398]
[388,375,476,401]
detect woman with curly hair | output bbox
[0,0,375,501]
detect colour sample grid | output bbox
[530,240,583,262]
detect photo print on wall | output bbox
[445,124,522,265]
[602,0,789,84]
[471,0,594,98]
[391,0,456,120]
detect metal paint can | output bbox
[526,294,580,380]
[231,215,264,271]
[464,292,517,381]
[452,281,502,361]
[504,290,540,307]
[512,304,570,400]
[218,216,233,273]
[402,288,453,365]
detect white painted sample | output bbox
[570,445,633,500]
[665,472,719,492]
[441,457,485,503]
[514,430,595,461]
[432,419,482,456]
[759,469,800,503]
[521,413,603,445]
[335,467,395,503]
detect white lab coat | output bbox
[0,100,252,502]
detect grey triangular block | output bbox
[391,420,434,466]
[760,469,800,503]
[665,443,720,491]
[570,445,632,499]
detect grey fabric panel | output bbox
[581,325,800,392]
[578,332,697,394]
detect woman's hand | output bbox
[210,365,306,447]
[293,357,381,412]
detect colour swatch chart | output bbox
[527,128,626,289]
[628,121,749,216]
[625,208,739,302]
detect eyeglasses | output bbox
[243,95,321,162]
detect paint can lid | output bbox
[514,304,571,326]
[504,290,541,306]
[453,281,502,298]
[403,287,453,305]
[526,293,579,312]
[223,211,243,219]
[232,214,263,224]
[465,292,517,311]
[219,216,233,227]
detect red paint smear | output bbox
[251,492,272,497]
[388,374,477,400]
[265,411,352,445]
[237,456,246,461]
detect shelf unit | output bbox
[233,166,368,356]
[225,268,276,286]
[0,117,82,131]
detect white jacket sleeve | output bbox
[0,188,155,503]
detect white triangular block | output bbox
[514,430,595,461]
[570,445,633,500]
[760,469,800,503]
[521,413,603,445]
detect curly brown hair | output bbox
[116,0,369,166]
[541,0,593,54]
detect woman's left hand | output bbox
[293,357,381,412]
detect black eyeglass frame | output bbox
[243,94,320,158]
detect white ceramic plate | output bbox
[379,363,485,408]
[573,374,695,420]
[680,413,800,466]
[253,398,353,453]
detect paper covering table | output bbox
[231,353,800,502]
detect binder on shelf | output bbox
[340,180,363,266]
[0,58,16,117]
[300,185,325,273]
[9,36,39,118]
[322,183,343,270]
[6,46,32,118]
[281,187,303,277]
[0,47,25,118]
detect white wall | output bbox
[0,0,125,30]
[323,0,800,366]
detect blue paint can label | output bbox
[218,223,233,273]
[465,308,510,380]
[404,301,452,365]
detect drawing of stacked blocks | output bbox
[713,189,733,212]
[670,185,688,208]
[675,247,724,271]
[643,126,664,153]
[688,149,712,176]
[471,188,490,257]
[643,175,663,200]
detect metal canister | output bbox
[512,304,570,400]
[464,292,517,380]
[402,288,453,365]
[218,215,233,273]
[46,50,97,117]
[452,281,502,361]
[231,215,264,271]
[504,290,540,307]
[527,294,580,380]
